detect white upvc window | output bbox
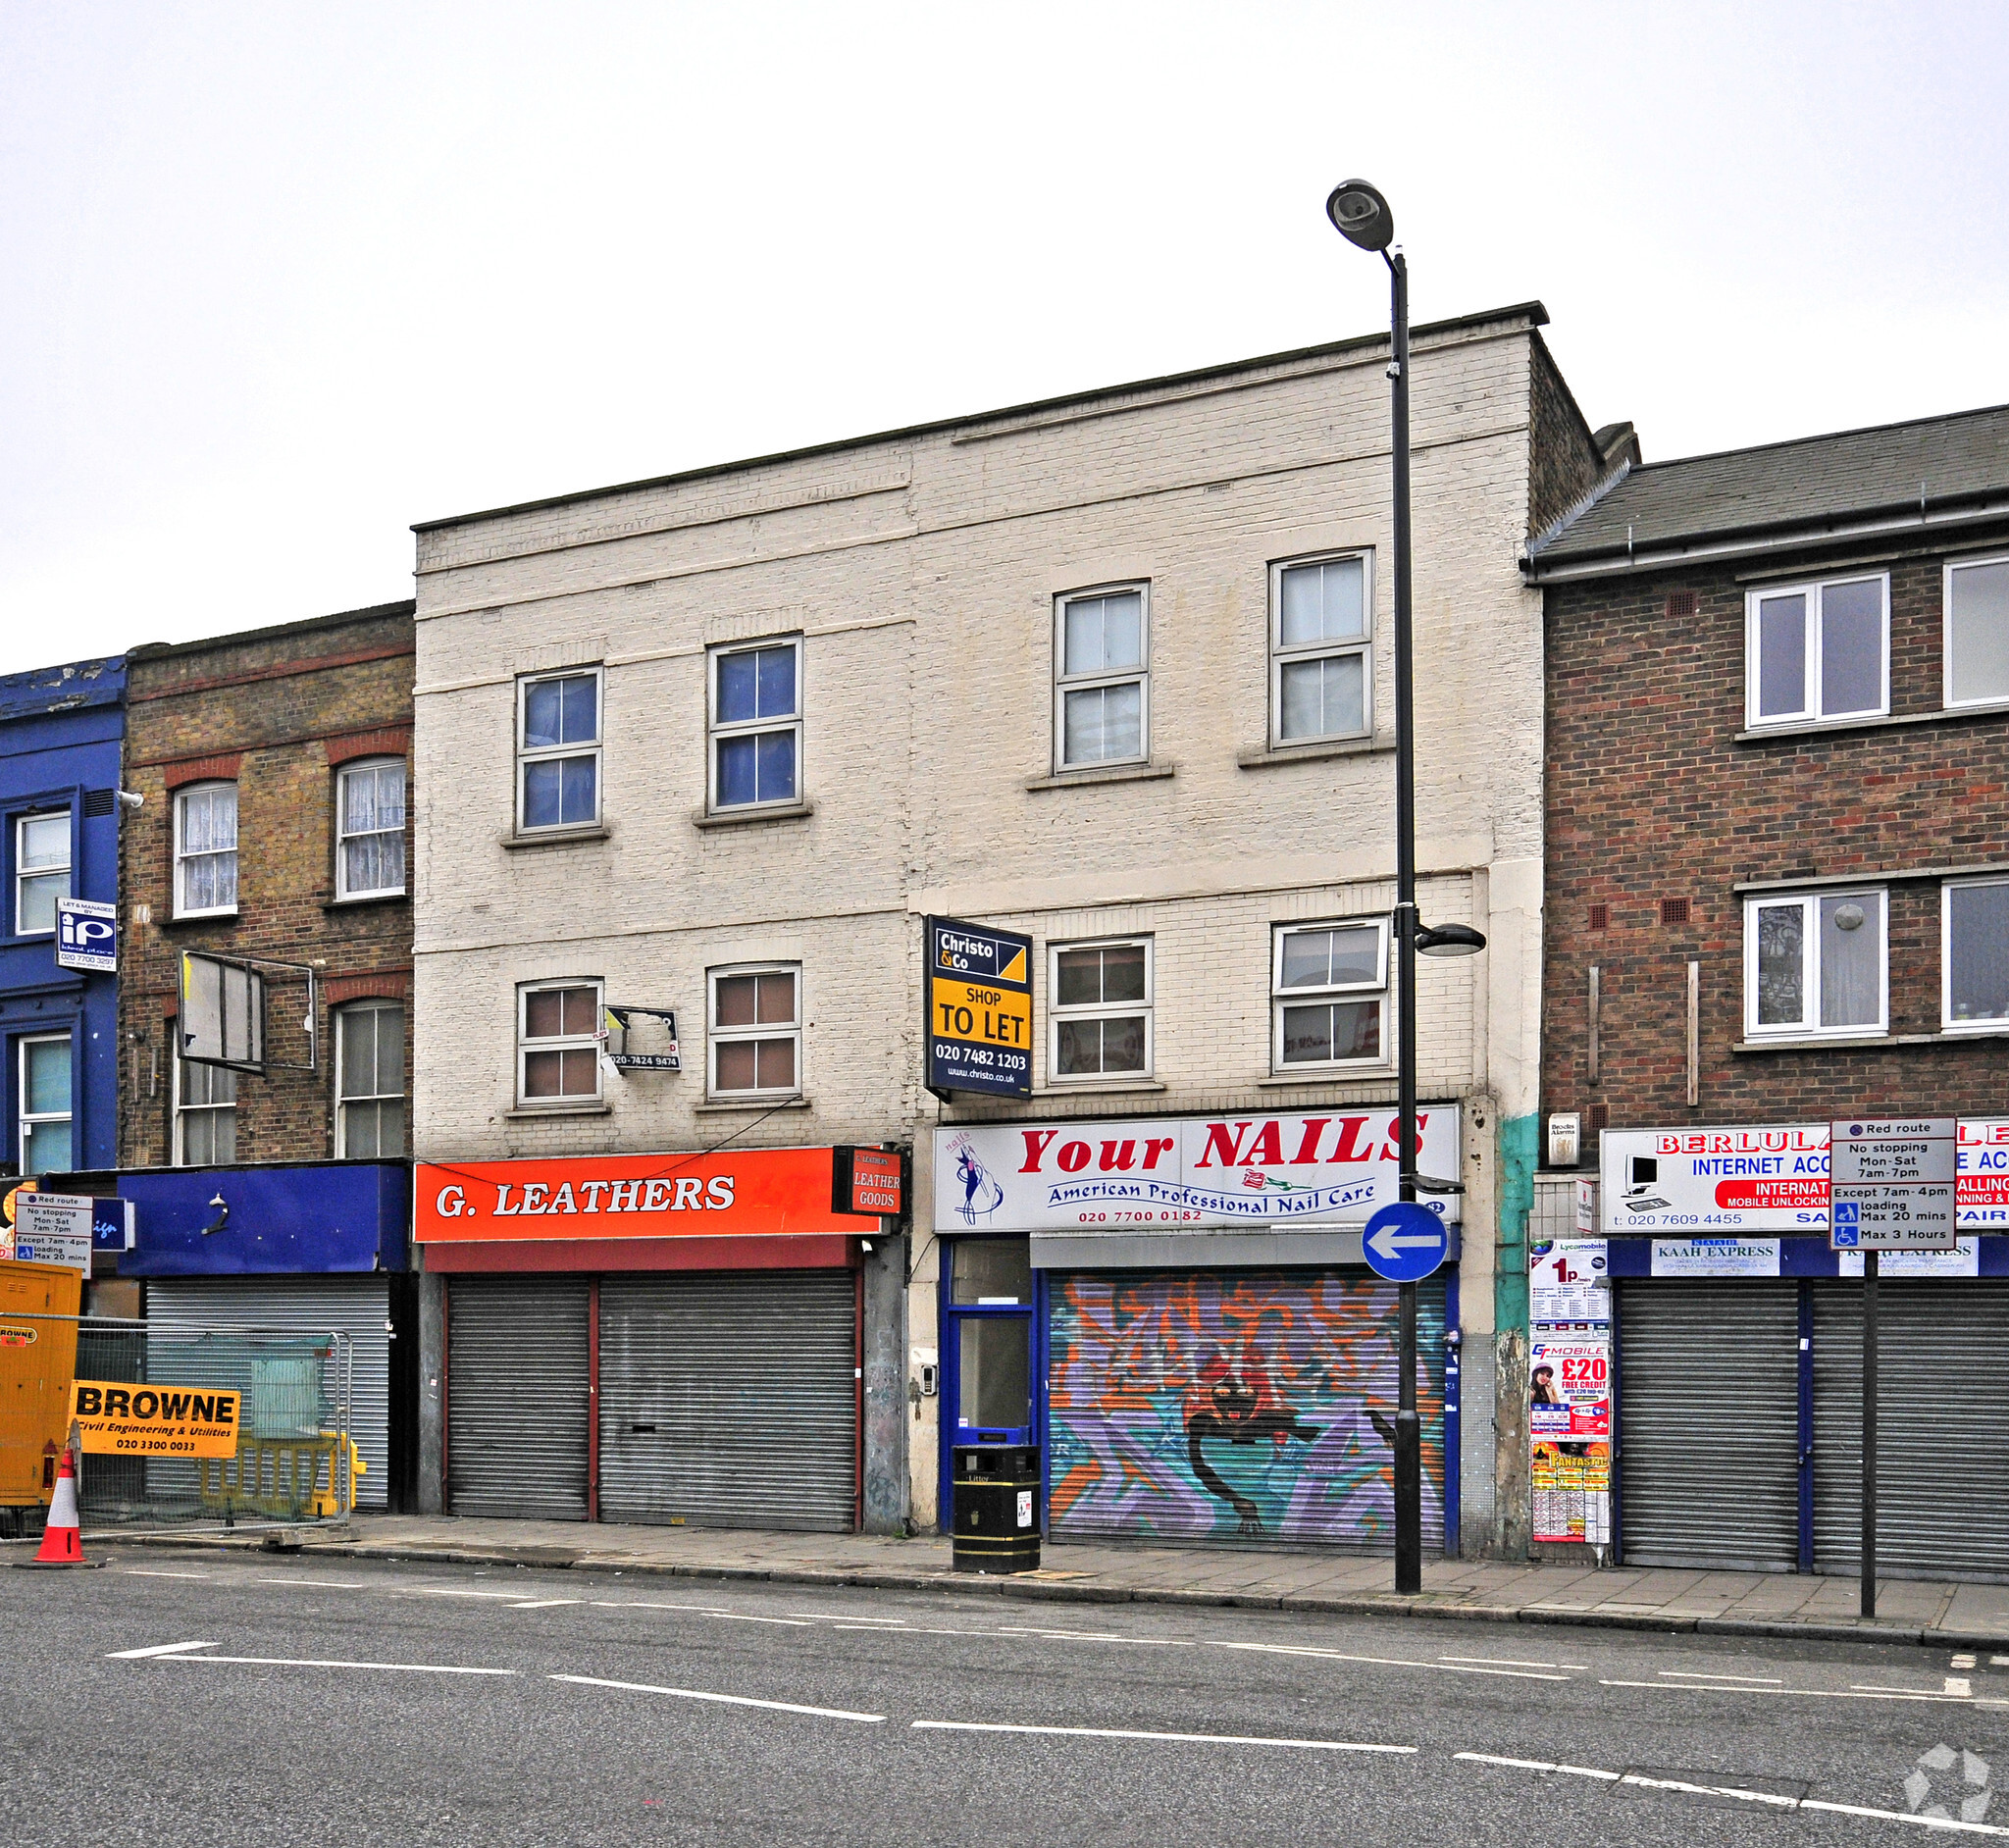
[335,758,407,899]
[1272,919,1389,1070]
[1743,888,1887,1040]
[708,963,800,1098]
[1943,877,2009,1031]
[335,1001,406,1155]
[15,812,71,936]
[174,782,238,917]
[1945,554,2009,709]
[708,639,801,811]
[1269,552,1371,745]
[516,668,601,832]
[174,1051,235,1165]
[1055,585,1149,769]
[1049,937,1153,1081]
[19,1033,72,1176]
[1745,574,1889,728]
[516,980,604,1105]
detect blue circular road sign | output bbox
[1362,1201,1449,1282]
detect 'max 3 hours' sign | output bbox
[925,916,1032,1100]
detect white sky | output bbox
[3,1,2006,673]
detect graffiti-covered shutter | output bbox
[1046,1268,1445,1551]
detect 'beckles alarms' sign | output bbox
[415,1149,873,1243]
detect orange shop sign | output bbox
[415,1149,868,1244]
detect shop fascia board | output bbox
[907,835,1494,920]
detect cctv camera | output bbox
[116,791,144,809]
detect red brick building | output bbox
[1526,405,2009,1582]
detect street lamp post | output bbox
[1327,180,1485,1597]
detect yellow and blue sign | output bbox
[925,916,1033,1100]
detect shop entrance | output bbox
[943,1237,1036,1447]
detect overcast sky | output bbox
[3,2,2005,673]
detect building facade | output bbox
[1529,403,2009,1577]
[113,603,419,1508]
[412,307,1612,1552]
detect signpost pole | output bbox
[1861,1246,1879,1619]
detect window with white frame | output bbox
[1746,575,1888,727]
[336,1001,405,1155]
[19,1034,72,1175]
[1944,878,2009,1030]
[174,782,238,917]
[708,640,801,810]
[1055,586,1148,769]
[1946,555,2009,709]
[15,812,70,936]
[516,670,601,832]
[1744,888,1886,1039]
[174,1051,235,1165]
[517,981,603,1104]
[1050,938,1152,1080]
[1272,919,1388,1069]
[335,759,407,899]
[1270,553,1371,745]
[709,964,800,1096]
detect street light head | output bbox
[1416,922,1487,958]
[1325,179,1394,252]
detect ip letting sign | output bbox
[55,898,116,973]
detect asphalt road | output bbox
[3,1548,2006,1847]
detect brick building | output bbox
[114,603,420,1508]
[1527,403,2009,1580]
[411,306,1614,1556]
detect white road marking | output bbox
[1458,1751,2009,1836]
[1606,1678,1978,1704]
[550,1672,882,1722]
[106,1641,218,1659]
[1658,1670,1783,1684]
[1947,1677,1975,1696]
[409,1588,538,1600]
[995,1627,1193,1647]
[134,1653,516,1675]
[588,1602,813,1627]
[1439,1656,1587,1670]
[1211,1641,1570,1681]
[783,1612,908,1624]
[914,1720,1416,1754]
[507,1599,583,1610]
[120,1569,211,1579]
[256,1578,368,1590]
[1953,1656,1979,1669]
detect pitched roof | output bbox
[1527,401,2009,578]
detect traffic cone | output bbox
[18,1450,96,1569]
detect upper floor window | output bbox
[336,1001,405,1155]
[1055,586,1148,769]
[709,964,799,1097]
[174,782,238,917]
[1946,555,2009,709]
[336,759,407,899]
[709,641,800,810]
[1050,937,1152,1081]
[175,1051,236,1165]
[1744,888,1885,1040]
[1944,877,2009,1031]
[517,670,600,832]
[1270,553,1370,745]
[15,812,70,936]
[517,980,603,1105]
[1273,919,1388,1070]
[1746,575,1887,728]
[19,1034,71,1175]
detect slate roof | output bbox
[0,656,125,724]
[1527,401,2009,575]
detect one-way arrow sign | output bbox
[1362,1201,1449,1282]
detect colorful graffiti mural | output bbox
[1048,1270,1445,1548]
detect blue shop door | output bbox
[944,1236,1035,1446]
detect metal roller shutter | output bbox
[597,1271,857,1533]
[147,1276,392,1512]
[447,1276,590,1520]
[1617,1280,1799,1571]
[1812,1280,2009,1580]
[1048,1270,1447,1551]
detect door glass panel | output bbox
[959,1316,1030,1428]
[952,1238,1031,1305]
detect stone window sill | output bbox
[692,799,816,831]
[158,911,239,930]
[1237,737,1388,769]
[1037,1079,1169,1099]
[323,894,409,914]
[694,1095,813,1113]
[1734,700,2009,744]
[503,1102,612,1119]
[1024,761,1175,793]
[1258,1068,1393,1086]
[501,824,611,849]
[1733,1029,2009,1052]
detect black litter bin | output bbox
[951,1443,1040,1572]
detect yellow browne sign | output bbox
[70,1381,241,1457]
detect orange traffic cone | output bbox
[18,1450,98,1569]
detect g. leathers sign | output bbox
[416,1149,861,1244]
[935,1106,1462,1234]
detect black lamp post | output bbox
[1326,180,1485,1596]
